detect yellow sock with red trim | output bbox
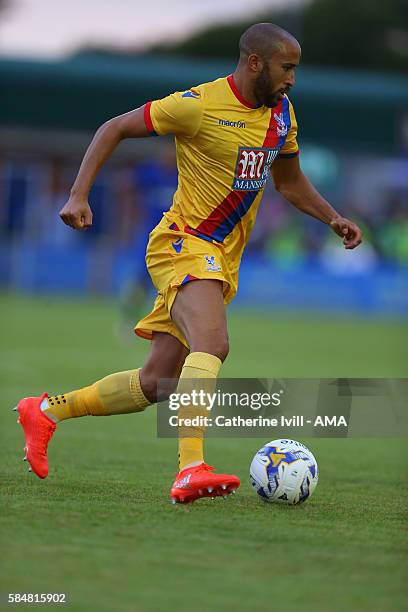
[43,369,150,422]
[177,352,222,471]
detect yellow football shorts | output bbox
[135,214,238,348]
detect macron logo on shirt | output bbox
[182,90,200,99]
[218,119,246,129]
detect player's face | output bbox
[254,42,301,108]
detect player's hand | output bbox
[59,197,93,230]
[329,216,362,250]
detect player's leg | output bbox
[43,331,187,418]
[169,279,240,503]
[139,332,189,402]
[171,279,229,360]
[171,279,227,471]
[15,332,187,478]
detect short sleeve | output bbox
[279,99,299,158]
[144,88,204,138]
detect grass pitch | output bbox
[0,293,407,612]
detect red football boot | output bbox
[170,463,240,504]
[14,393,56,479]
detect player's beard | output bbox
[254,64,280,108]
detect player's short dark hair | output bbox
[239,23,298,61]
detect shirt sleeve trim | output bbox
[143,101,158,136]
[278,150,299,159]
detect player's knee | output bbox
[216,337,229,362]
[190,334,229,362]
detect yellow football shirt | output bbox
[144,74,298,255]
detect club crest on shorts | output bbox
[204,255,221,272]
[233,147,279,191]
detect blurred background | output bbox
[1,5,407,608]
[1,0,407,322]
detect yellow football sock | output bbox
[177,352,222,471]
[45,369,150,422]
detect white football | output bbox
[250,439,318,504]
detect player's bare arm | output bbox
[59,106,149,230]
[272,155,363,249]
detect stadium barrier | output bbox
[1,243,406,317]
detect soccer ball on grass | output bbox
[250,439,318,504]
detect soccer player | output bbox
[15,23,362,503]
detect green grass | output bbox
[0,293,407,612]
